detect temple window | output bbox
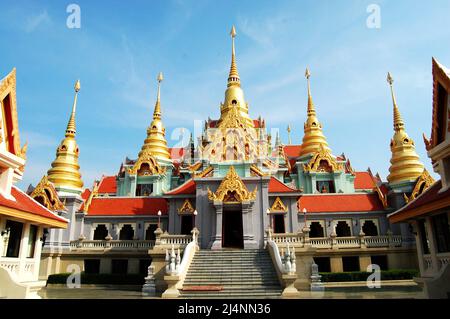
[272,214,285,234]
[309,222,325,238]
[4,220,23,258]
[335,221,351,237]
[84,259,100,274]
[181,215,194,235]
[342,256,360,271]
[26,225,38,258]
[93,224,108,240]
[316,180,335,193]
[362,220,378,236]
[119,224,134,240]
[145,224,158,240]
[431,212,450,253]
[136,183,153,196]
[313,257,331,272]
[111,259,128,274]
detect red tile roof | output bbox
[165,179,196,195]
[269,177,299,193]
[86,197,168,216]
[0,186,68,226]
[98,176,117,194]
[283,145,302,158]
[389,180,450,223]
[354,172,376,189]
[81,188,91,201]
[298,193,385,213]
[169,147,186,160]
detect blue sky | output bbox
[1,0,449,190]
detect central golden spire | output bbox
[218,25,254,129]
[386,72,424,184]
[47,80,83,193]
[228,25,240,87]
[299,68,330,156]
[137,72,170,160]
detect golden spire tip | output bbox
[230,25,236,38]
[74,79,81,92]
[157,72,163,83]
[387,72,393,86]
[305,67,311,79]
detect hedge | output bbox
[319,269,419,282]
[47,272,146,285]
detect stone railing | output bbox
[266,236,300,297]
[438,253,450,268]
[69,240,155,251]
[0,257,36,281]
[160,228,199,298]
[269,232,403,249]
[0,258,20,275]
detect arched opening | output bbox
[119,224,134,240]
[93,224,108,240]
[362,220,378,236]
[136,183,153,196]
[336,221,351,237]
[145,224,158,240]
[309,222,325,238]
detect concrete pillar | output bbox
[100,258,111,274]
[425,217,440,274]
[411,221,426,275]
[18,223,30,278]
[211,202,223,249]
[330,256,343,272]
[359,256,372,272]
[128,258,139,274]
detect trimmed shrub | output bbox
[47,272,146,285]
[319,269,419,282]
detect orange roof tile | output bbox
[269,177,299,193]
[81,188,91,201]
[0,186,68,225]
[165,179,196,195]
[98,176,117,194]
[298,193,385,213]
[283,145,302,158]
[86,197,168,216]
[354,172,376,189]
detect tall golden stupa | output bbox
[299,68,331,156]
[47,80,84,193]
[137,72,171,160]
[386,72,424,184]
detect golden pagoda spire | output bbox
[218,25,254,129]
[287,124,292,145]
[137,72,170,161]
[47,80,83,194]
[228,25,240,87]
[386,72,424,184]
[299,67,331,156]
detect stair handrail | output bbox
[267,239,296,275]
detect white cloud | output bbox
[24,10,51,33]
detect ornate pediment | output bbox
[207,166,257,203]
[0,68,27,164]
[404,169,435,204]
[270,197,287,212]
[194,165,214,178]
[178,199,195,214]
[303,145,344,173]
[128,149,166,176]
[30,175,66,211]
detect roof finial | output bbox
[305,67,315,116]
[228,25,240,87]
[65,79,80,137]
[387,72,404,131]
[287,124,292,145]
[154,72,163,118]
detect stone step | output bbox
[183,282,281,287]
[180,291,282,298]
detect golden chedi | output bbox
[386,72,424,184]
[217,25,254,129]
[299,68,331,156]
[47,80,84,193]
[137,72,170,160]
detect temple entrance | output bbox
[273,214,285,233]
[222,209,244,248]
[181,215,194,235]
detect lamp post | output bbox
[157,210,162,229]
[266,208,272,231]
[193,210,198,229]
